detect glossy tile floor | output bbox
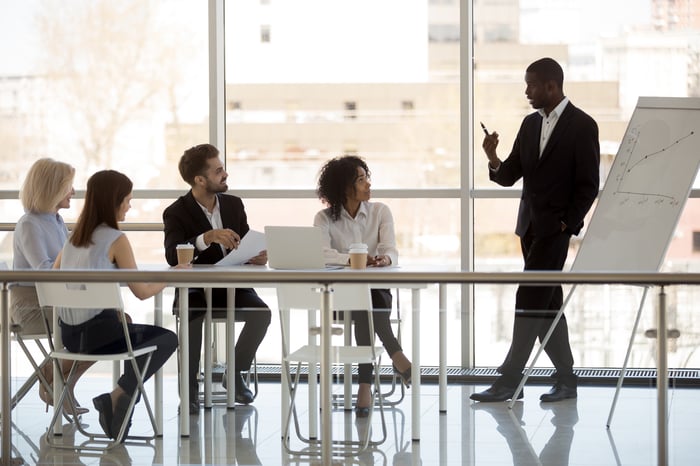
[5,373,699,465]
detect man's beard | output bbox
[205,179,228,194]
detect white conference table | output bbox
[169,264,444,449]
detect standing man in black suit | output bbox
[163,143,271,413]
[471,58,600,403]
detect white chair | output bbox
[206,317,258,401]
[0,260,68,420]
[9,315,54,411]
[332,290,406,410]
[35,281,159,451]
[278,283,387,457]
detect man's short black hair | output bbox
[178,144,220,186]
[526,57,564,89]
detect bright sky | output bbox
[520,0,652,44]
[0,0,40,75]
[1,0,655,77]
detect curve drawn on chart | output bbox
[612,126,695,206]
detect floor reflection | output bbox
[5,376,699,465]
[35,423,146,466]
[222,407,261,465]
[471,399,578,466]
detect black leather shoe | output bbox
[470,384,523,402]
[111,394,133,442]
[177,401,200,416]
[355,406,370,418]
[189,401,200,415]
[92,393,114,438]
[540,383,577,402]
[234,372,254,404]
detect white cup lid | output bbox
[348,243,368,253]
[176,243,194,249]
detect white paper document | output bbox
[215,230,267,266]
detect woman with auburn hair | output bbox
[314,155,412,417]
[54,170,180,440]
[12,157,92,415]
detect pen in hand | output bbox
[480,121,490,136]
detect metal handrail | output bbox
[0,188,460,201]
[2,269,700,286]
[0,222,163,232]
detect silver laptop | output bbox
[265,226,344,270]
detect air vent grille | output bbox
[213,364,700,387]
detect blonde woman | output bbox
[12,158,91,415]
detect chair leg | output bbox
[250,357,259,399]
[206,321,259,403]
[46,354,158,452]
[281,361,388,458]
[117,352,159,442]
[10,335,53,410]
[368,361,388,447]
[381,289,407,406]
[43,357,82,424]
[282,362,308,453]
[239,357,259,400]
[46,361,109,449]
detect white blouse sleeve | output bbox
[313,210,350,265]
[375,203,399,266]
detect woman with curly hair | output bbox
[314,155,411,417]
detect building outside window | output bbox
[1,0,699,372]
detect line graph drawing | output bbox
[623,131,694,173]
[610,119,696,207]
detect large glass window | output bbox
[2,0,700,370]
[221,1,458,192]
[0,0,208,279]
[0,0,208,192]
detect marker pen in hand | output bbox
[480,121,490,135]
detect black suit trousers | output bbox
[60,309,178,399]
[176,287,271,392]
[497,228,576,385]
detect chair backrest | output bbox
[36,282,124,310]
[276,283,372,311]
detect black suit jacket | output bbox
[163,191,251,267]
[490,102,600,238]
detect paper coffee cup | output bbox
[176,243,195,265]
[348,243,368,270]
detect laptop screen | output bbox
[264,226,339,270]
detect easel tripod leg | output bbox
[607,286,649,428]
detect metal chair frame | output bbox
[331,289,405,410]
[173,287,259,407]
[278,283,387,457]
[36,281,159,452]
